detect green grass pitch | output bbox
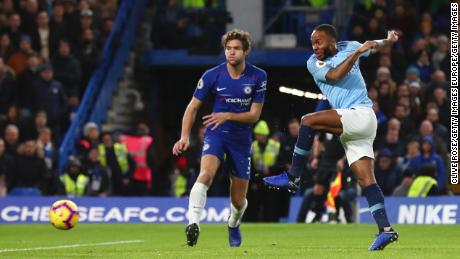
[1,224,459,258]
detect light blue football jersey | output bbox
[307,41,373,109]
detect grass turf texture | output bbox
[1,224,459,258]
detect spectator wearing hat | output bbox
[374,148,401,196]
[33,63,67,143]
[246,120,284,222]
[409,135,446,192]
[60,156,89,197]
[403,65,423,89]
[79,8,99,42]
[7,33,36,74]
[77,27,100,94]
[52,39,81,98]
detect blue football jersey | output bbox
[306,41,373,109]
[193,62,267,133]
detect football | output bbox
[49,200,79,230]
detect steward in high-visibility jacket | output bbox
[98,132,135,196]
[408,176,438,197]
[247,120,284,222]
[119,132,153,196]
[60,158,89,197]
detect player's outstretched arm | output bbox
[370,30,399,54]
[325,42,374,81]
[202,102,264,130]
[172,97,202,155]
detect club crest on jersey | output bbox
[316,60,326,68]
[244,86,252,94]
[197,78,204,89]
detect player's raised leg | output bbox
[263,110,343,192]
[351,158,398,250]
[186,155,220,246]
[227,175,249,247]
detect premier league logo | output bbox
[244,86,252,94]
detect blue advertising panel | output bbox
[357,197,460,224]
[0,197,230,224]
[1,196,459,224]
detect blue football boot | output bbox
[228,225,242,247]
[368,229,399,251]
[263,172,300,193]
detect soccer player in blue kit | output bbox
[172,29,267,247]
[263,24,399,250]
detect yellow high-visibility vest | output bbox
[408,176,437,197]
[98,143,129,174]
[251,139,280,169]
[60,173,89,197]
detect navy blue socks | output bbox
[362,184,391,232]
[289,125,314,178]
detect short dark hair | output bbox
[314,24,337,40]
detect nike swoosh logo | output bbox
[216,87,226,91]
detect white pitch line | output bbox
[0,240,144,253]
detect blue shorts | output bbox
[202,128,252,180]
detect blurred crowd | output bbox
[151,0,231,54]
[0,0,117,195]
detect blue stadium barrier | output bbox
[1,197,459,224]
[7,188,41,197]
[142,49,313,67]
[58,0,148,174]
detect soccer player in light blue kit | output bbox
[263,24,399,250]
[172,29,267,247]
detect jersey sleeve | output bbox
[253,70,267,103]
[348,41,371,57]
[307,57,332,82]
[193,70,214,101]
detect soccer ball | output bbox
[49,200,79,230]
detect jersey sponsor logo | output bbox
[316,60,326,68]
[244,86,252,94]
[224,97,252,106]
[216,87,226,91]
[197,78,204,89]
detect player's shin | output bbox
[228,199,248,227]
[188,182,209,225]
[289,125,315,178]
[362,184,391,232]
